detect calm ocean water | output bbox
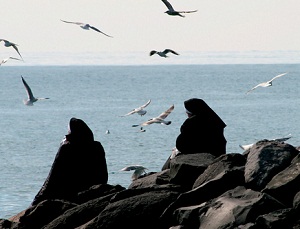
[0,63,299,218]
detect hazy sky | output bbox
[1,0,300,55]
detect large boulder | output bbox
[77,184,125,204]
[17,199,77,229]
[263,154,300,206]
[128,170,172,189]
[253,208,297,229]
[80,187,181,229]
[244,140,298,190]
[161,153,246,223]
[43,193,115,229]
[167,153,216,190]
[170,186,285,228]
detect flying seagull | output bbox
[161,0,197,17]
[21,76,49,106]
[120,165,147,181]
[246,72,288,94]
[133,104,174,126]
[60,19,113,37]
[0,56,23,66]
[149,49,179,58]
[121,99,151,117]
[239,134,292,150]
[0,39,23,60]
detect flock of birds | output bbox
[1,0,292,181]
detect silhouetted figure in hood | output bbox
[32,117,108,205]
[162,98,227,170]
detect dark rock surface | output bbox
[1,141,300,229]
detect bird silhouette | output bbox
[60,20,113,37]
[161,0,197,17]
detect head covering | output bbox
[65,117,94,143]
[184,98,226,128]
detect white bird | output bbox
[105,130,110,134]
[121,99,151,117]
[149,49,179,58]
[21,76,49,106]
[0,39,23,60]
[239,134,292,150]
[133,104,174,126]
[161,0,197,17]
[121,165,147,181]
[60,19,113,38]
[0,56,23,66]
[246,72,288,94]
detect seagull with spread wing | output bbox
[121,99,151,117]
[121,165,147,181]
[246,72,288,94]
[150,49,179,58]
[0,56,23,66]
[133,104,174,126]
[60,19,113,38]
[0,39,23,60]
[161,0,197,17]
[21,76,49,106]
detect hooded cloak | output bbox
[176,98,227,155]
[32,118,108,205]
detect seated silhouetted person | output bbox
[32,117,108,205]
[162,98,227,170]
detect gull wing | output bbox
[21,76,34,100]
[140,99,151,109]
[177,10,198,13]
[121,100,151,116]
[246,83,262,94]
[161,0,174,11]
[157,104,174,119]
[89,26,113,37]
[268,72,288,83]
[120,165,147,171]
[60,19,84,26]
[150,50,157,56]
[164,49,179,55]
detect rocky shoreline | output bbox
[1,139,300,229]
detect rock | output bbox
[171,186,285,228]
[293,191,300,211]
[128,170,171,189]
[193,153,246,189]
[244,140,298,190]
[77,184,125,204]
[253,208,296,229]
[17,199,77,229]
[263,154,300,206]
[161,154,246,223]
[42,193,115,229]
[168,153,216,190]
[80,188,181,229]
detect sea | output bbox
[0,51,299,218]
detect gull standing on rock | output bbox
[121,99,151,117]
[239,134,292,150]
[0,39,23,60]
[21,76,49,106]
[121,165,148,181]
[246,72,288,94]
[149,49,179,58]
[161,0,197,17]
[133,104,174,126]
[60,20,113,38]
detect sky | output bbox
[1,0,300,64]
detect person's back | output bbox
[32,118,108,205]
